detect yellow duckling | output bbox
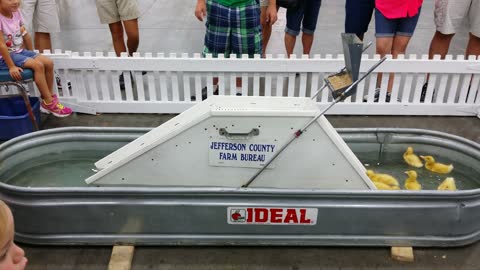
[437,177,457,191]
[373,181,401,190]
[404,170,422,190]
[420,155,454,174]
[366,170,400,188]
[403,146,423,168]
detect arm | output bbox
[0,31,23,81]
[23,32,34,51]
[195,0,207,22]
[266,0,277,25]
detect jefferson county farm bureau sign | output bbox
[209,140,278,168]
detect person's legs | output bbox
[374,9,395,94]
[232,1,262,89]
[285,2,305,56]
[34,33,52,53]
[195,0,231,99]
[34,55,55,93]
[385,10,420,92]
[428,31,454,59]
[467,0,480,56]
[117,0,140,56]
[122,19,140,56]
[345,0,375,41]
[108,22,127,57]
[24,57,72,116]
[260,0,272,56]
[388,35,412,91]
[32,0,61,51]
[300,0,321,56]
[466,33,480,57]
[23,58,51,103]
[375,36,393,91]
[284,34,296,57]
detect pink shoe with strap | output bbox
[40,96,73,117]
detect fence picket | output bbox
[253,55,261,96]
[467,74,479,104]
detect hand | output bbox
[9,66,23,81]
[266,5,278,26]
[195,1,207,22]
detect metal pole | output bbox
[242,56,386,188]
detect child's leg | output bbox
[23,58,52,103]
[260,1,273,57]
[301,0,321,56]
[34,55,55,94]
[34,33,53,53]
[231,2,262,90]
[123,19,139,56]
[374,9,395,91]
[108,21,127,57]
[284,3,305,57]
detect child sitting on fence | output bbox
[0,0,72,117]
[0,200,28,270]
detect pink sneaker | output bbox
[40,97,73,117]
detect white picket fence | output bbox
[3,51,480,116]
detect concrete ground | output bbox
[10,0,480,269]
[17,114,480,270]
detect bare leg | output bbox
[35,55,55,94]
[123,19,140,56]
[23,59,52,103]
[285,33,297,57]
[428,31,454,59]
[375,37,393,90]
[261,7,272,57]
[108,22,127,56]
[301,33,314,56]
[466,33,480,57]
[34,32,53,53]
[388,35,411,91]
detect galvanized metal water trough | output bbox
[0,127,479,247]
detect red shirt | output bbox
[376,0,423,19]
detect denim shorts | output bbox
[345,0,375,37]
[0,50,38,69]
[375,8,421,37]
[285,0,322,36]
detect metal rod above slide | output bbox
[242,56,387,188]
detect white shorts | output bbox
[434,0,480,37]
[260,0,269,7]
[96,0,140,24]
[20,0,60,33]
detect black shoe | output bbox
[191,86,219,101]
[55,73,71,92]
[119,72,136,91]
[420,83,428,102]
[363,89,395,103]
[420,82,436,103]
[363,89,381,102]
[119,73,125,91]
[236,92,242,96]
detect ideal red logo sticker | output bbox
[228,207,317,225]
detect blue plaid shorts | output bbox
[203,0,262,58]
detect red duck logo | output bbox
[229,209,246,223]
